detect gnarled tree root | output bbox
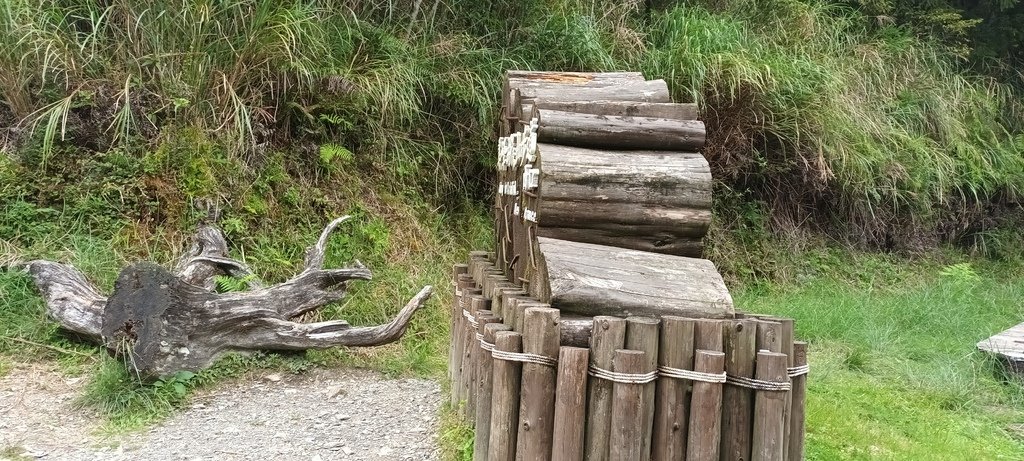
[24,216,433,380]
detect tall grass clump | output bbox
[644,1,1024,253]
[0,0,511,203]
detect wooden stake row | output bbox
[450,256,809,461]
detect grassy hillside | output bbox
[1,0,1023,458]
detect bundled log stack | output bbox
[453,71,809,461]
[496,71,712,289]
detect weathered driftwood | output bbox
[25,217,433,380]
[527,237,734,319]
[533,143,711,257]
[536,109,706,151]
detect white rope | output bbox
[480,339,496,352]
[462,310,479,329]
[588,365,658,384]
[657,366,727,383]
[787,364,810,377]
[491,349,558,367]
[726,375,792,392]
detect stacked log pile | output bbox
[454,71,809,461]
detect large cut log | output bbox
[536,109,706,151]
[527,237,733,318]
[523,100,698,122]
[25,217,433,380]
[531,143,711,257]
[504,71,670,105]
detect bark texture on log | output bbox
[536,109,705,151]
[523,100,698,121]
[25,261,106,343]
[534,143,711,257]
[528,237,734,319]
[504,71,670,104]
[24,217,433,380]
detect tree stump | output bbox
[24,216,433,380]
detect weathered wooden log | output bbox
[536,145,710,209]
[686,350,725,461]
[720,319,757,461]
[532,143,711,257]
[27,217,433,380]
[651,317,696,461]
[608,349,646,461]
[528,238,734,319]
[751,351,788,461]
[523,100,698,121]
[789,342,809,461]
[536,109,705,151]
[625,317,660,461]
[489,331,524,461]
[504,71,669,104]
[584,316,627,461]
[516,307,561,461]
[551,346,590,461]
[474,322,511,461]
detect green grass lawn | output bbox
[737,261,1024,460]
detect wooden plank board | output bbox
[978,321,1024,361]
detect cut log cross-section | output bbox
[26,216,434,380]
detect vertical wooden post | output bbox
[516,307,561,461]
[460,291,484,417]
[449,264,468,383]
[452,274,476,407]
[625,316,660,461]
[751,351,788,461]
[489,331,524,461]
[652,317,696,461]
[788,342,808,461]
[775,319,795,461]
[720,319,756,461]
[685,350,725,461]
[756,320,782,353]
[608,349,645,461]
[494,288,526,327]
[694,319,724,351]
[552,346,590,461]
[475,322,512,461]
[584,316,627,461]
[467,299,493,414]
[484,274,509,300]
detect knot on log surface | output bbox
[24,216,433,381]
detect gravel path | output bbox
[0,364,442,461]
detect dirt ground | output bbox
[0,363,442,461]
